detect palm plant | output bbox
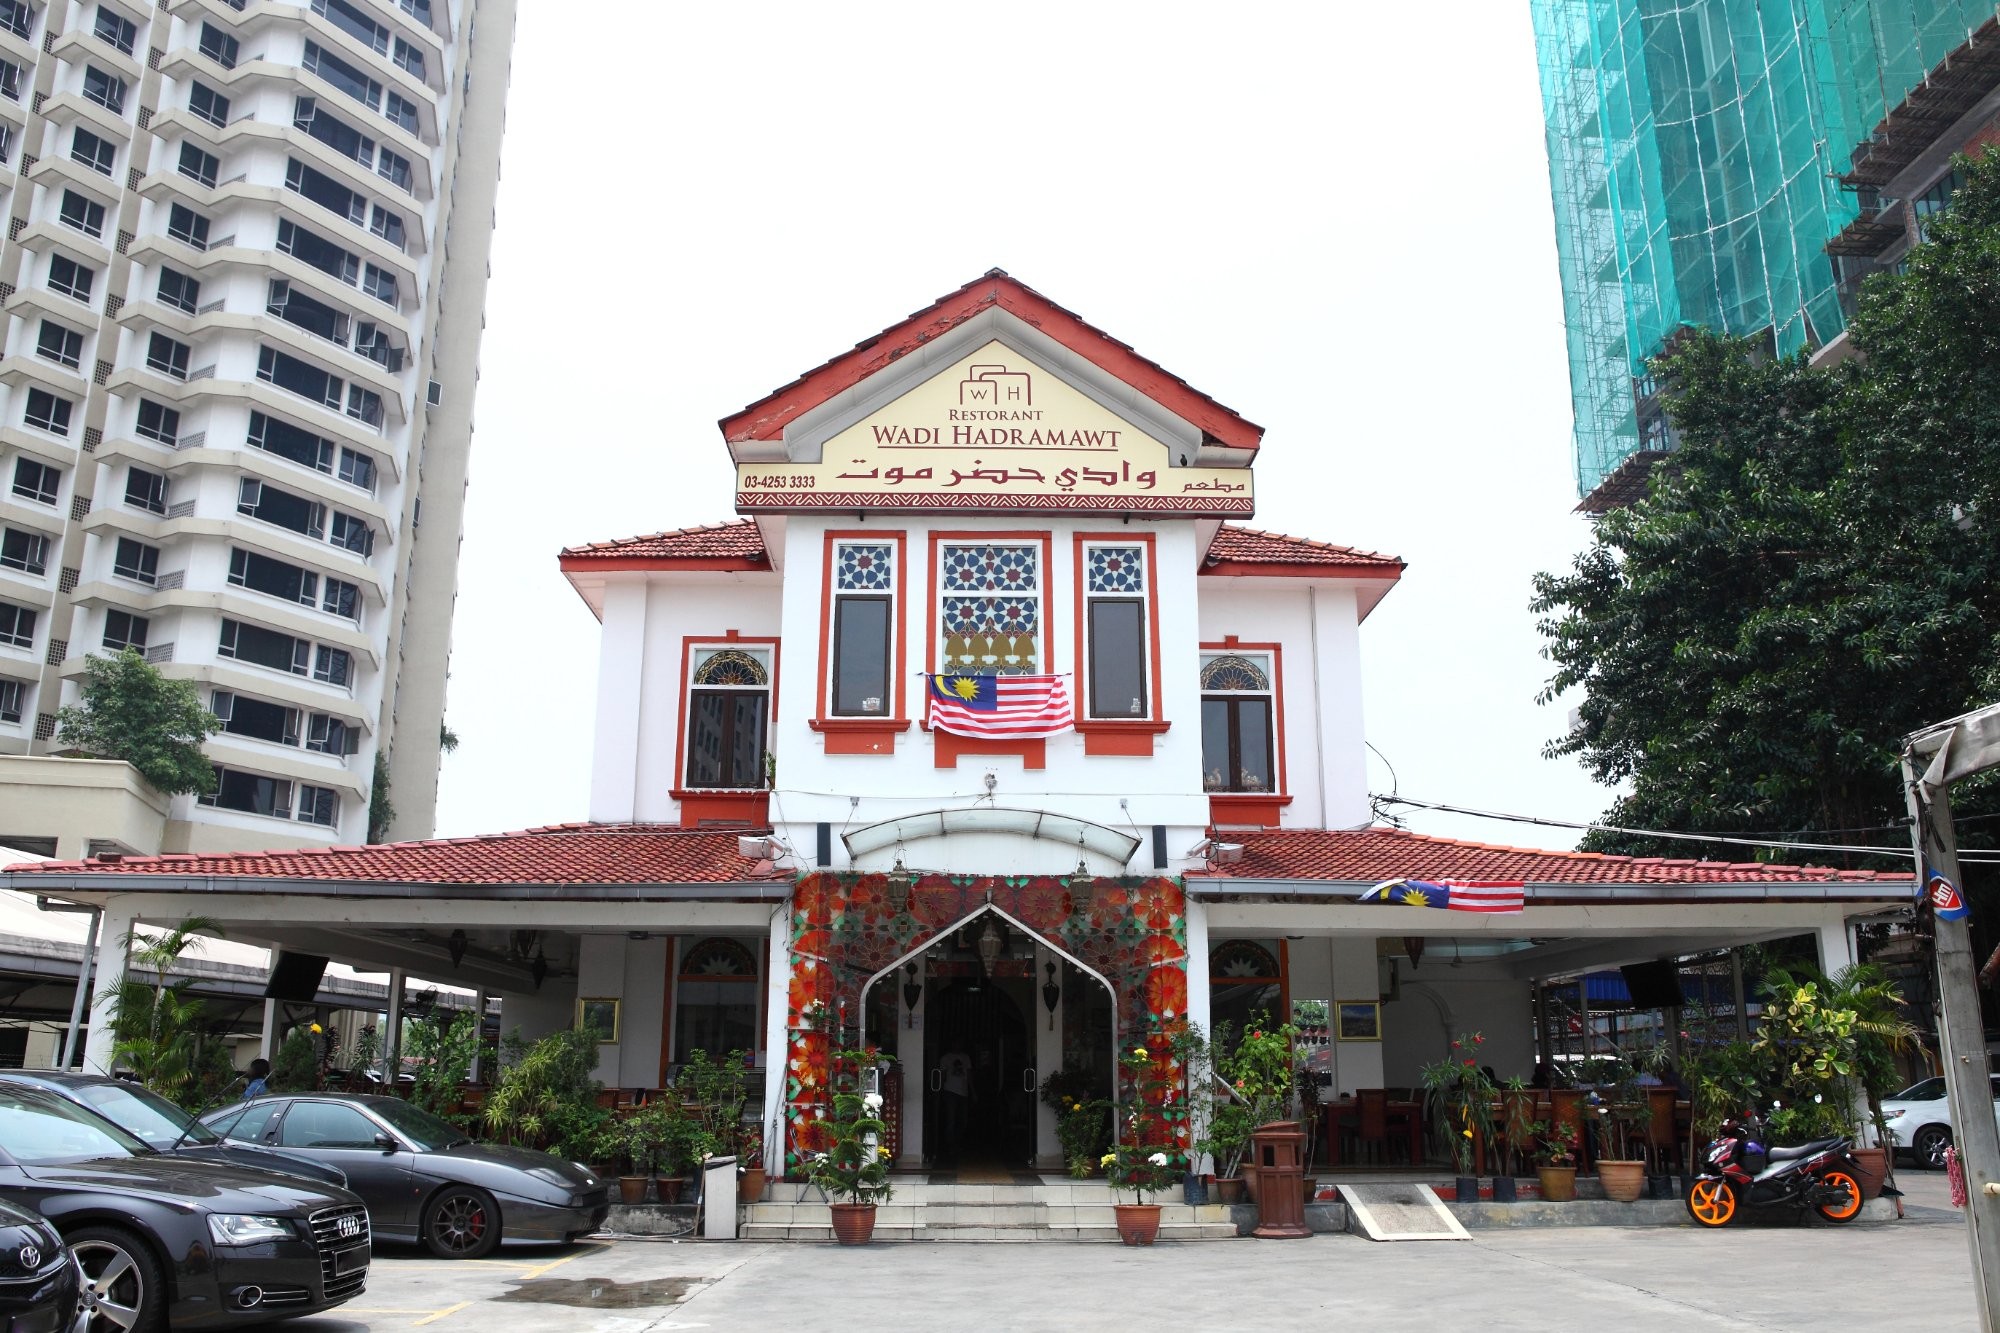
[107,915,223,1101]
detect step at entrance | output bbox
[741,1179,1239,1242]
[1337,1182,1469,1241]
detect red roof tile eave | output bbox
[718,271,1264,451]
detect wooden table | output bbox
[1321,1099,1423,1167]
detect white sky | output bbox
[431,1,1614,850]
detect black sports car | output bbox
[202,1093,609,1258]
[0,1071,349,1189]
[0,1193,79,1333]
[0,1083,369,1331]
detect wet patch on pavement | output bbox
[496,1275,706,1308]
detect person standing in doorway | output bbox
[939,1047,972,1166]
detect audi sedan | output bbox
[0,1070,348,1189]
[0,1083,369,1330]
[202,1093,609,1258]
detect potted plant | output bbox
[1419,1031,1496,1202]
[807,1044,894,1245]
[1216,1015,1298,1203]
[1038,1066,1112,1178]
[1199,1101,1254,1203]
[1591,1054,1650,1203]
[1531,1120,1579,1201]
[1818,963,1921,1200]
[738,1124,768,1203]
[1495,1075,1537,1202]
[1104,1042,1182,1246]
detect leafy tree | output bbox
[57,649,220,795]
[1532,147,2000,858]
[108,916,224,1102]
[368,750,394,843]
[403,996,479,1119]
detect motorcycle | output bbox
[1685,1111,1866,1227]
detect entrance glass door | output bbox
[923,961,1034,1169]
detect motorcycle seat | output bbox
[1765,1138,1844,1162]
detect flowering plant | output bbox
[1418,1031,1495,1177]
[1529,1119,1578,1169]
[1039,1066,1111,1178]
[807,1045,895,1205]
[1108,1042,1183,1204]
[1103,1144,1181,1204]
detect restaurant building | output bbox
[1,272,1914,1178]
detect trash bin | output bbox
[1250,1121,1309,1239]
[701,1155,738,1239]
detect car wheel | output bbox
[422,1185,501,1259]
[68,1225,164,1333]
[1915,1124,1953,1169]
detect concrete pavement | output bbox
[288,1169,1978,1332]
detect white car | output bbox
[1879,1075,2000,1168]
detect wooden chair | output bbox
[1353,1088,1393,1164]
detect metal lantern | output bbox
[1041,962,1060,1031]
[1069,858,1096,913]
[886,853,913,914]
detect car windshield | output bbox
[0,1089,151,1164]
[368,1099,470,1151]
[1891,1078,1947,1102]
[75,1082,221,1150]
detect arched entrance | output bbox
[860,904,1117,1171]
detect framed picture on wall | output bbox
[577,997,620,1043]
[1336,1000,1381,1042]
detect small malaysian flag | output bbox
[926,673,1072,739]
[1357,879,1526,914]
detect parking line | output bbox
[414,1302,470,1326]
[520,1244,604,1280]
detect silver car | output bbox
[1879,1074,2000,1167]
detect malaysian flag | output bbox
[1357,879,1525,914]
[926,673,1072,739]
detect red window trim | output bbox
[924,530,1056,769]
[1198,636,1287,814]
[1073,531,1166,755]
[673,631,780,828]
[814,529,907,754]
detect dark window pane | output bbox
[1234,698,1273,792]
[1087,599,1146,718]
[1201,698,1231,792]
[832,596,889,715]
[685,691,767,789]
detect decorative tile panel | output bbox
[1087,545,1144,593]
[834,542,892,591]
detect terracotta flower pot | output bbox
[1538,1165,1577,1202]
[829,1202,877,1246]
[1214,1176,1246,1205]
[1241,1164,1260,1204]
[1599,1160,1645,1202]
[618,1175,649,1206]
[739,1166,767,1203]
[1114,1202,1162,1246]
[1850,1146,1889,1200]
[655,1175,684,1205]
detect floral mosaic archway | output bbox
[782,871,1187,1173]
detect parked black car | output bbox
[0,1083,369,1331]
[202,1093,609,1258]
[0,1193,79,1333]
[0,1071,348,1189]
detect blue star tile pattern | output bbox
[942,543,1037,591]
[939,544,1040,673]
[836,543,893,591]
[1087,545,1145,593]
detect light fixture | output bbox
[977,918,1004,978]
[447,929,467,968]
[844,808,1139,863]
[902,964,922,1028]
[1041,963,1060,1030]
[1069,856,1096,914]
[887,852,913,914]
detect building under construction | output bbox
[1533,0,2000,510]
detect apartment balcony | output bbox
[14,218,113,270]
[46,31,141,85]
[0,424,81,473]
[37,91,136,148]
[0,354,90,400]
[101,363,402,459]
[26,153,120,209]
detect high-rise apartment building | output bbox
[1532,0,1995,509]
[0,0,514,851]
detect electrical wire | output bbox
[1375,794,2000,864]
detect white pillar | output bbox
[258,999,279,1062]
[1033,946,1061,1169]
[588,582,649,822]
[468,991,488,1083]
[1816,916,1856,976]
[1184,899,1213,1175]
[760,905,791,1177]
[1328,936,1384,1097]
[894,962,924,1169]
[80,899,136,1075]
[383,969,406,1082]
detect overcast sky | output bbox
[431,1,1614,850]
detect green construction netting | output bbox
[1533,0,1997,498]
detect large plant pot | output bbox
[1300,1175,1319,1206]
[1851,1147,1889,1200]
[829,1202,877,1246]
[655,1175,684,1205]
[1599,1160,1645,1202]
[618,1175,649,1205]
[1538,1166,1577,1202]
[1453,1175,1480,1203]
[1114,1203,1162,1246]
[1490,1175,1518,1203]
[1241,1163,1260,1204]
[1214,1175,1246,1205]
[739,1166,767,1203]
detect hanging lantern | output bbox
[1069,857,1097,914]
[902,964,922,1028]
[887,853,913,914]
[1041,962,1060,1031]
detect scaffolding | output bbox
[1533,0,2000,502]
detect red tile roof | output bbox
[1203,525,1404,574]
[719,270,1264,451]
[0,823,785,885]
[559,521,768,567]
[1195,827,1909,885]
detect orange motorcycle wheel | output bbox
[1686,1177,1739,1227]
[1815,1169,1863,1224]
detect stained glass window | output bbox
[938,542,1039,675]
[832,543,893,715]
[1200,652,1274,792]
[686,647,769,788]
[1084,542,1147,718]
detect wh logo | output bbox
[959,363,1032,407]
